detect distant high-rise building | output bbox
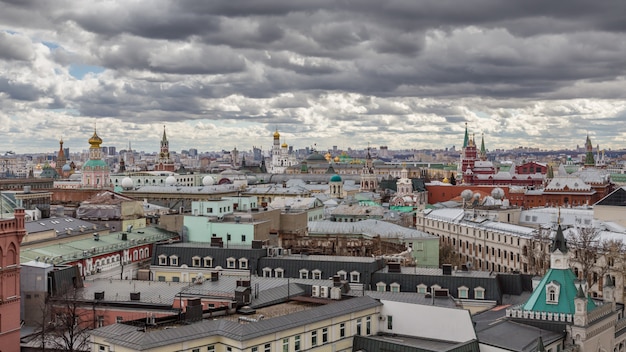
[252,146,262,161]
[188,148,198,157]
[108,146,116,156]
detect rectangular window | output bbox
[312,330,318,346]
[193,258,200,267]
[356,319,362,335]
[264,343,271,352]
[283,338,289,352]
[208,346,215,352]
[322,328,328,343]
[242,234,246,242]
[116,316,123,323]
[340,323,346,338]
[193,349,200,352]
[387,315,393,330]
[158,276,165,282]
[295,335,301,351]
[251,347,258,352]
[172,276,180,282]
[97,315,104,328]
[366,316,371,335]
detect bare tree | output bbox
[439,242,462,267]
[526,227,551,276]
[34,284,92,352]
[567,226,626,296]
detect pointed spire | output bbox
[576,284,585,298]
[550,224,568,253]
[162,125,167,142]
[480,133,486,154]
[546,165,554,179]
[462,122,469,148]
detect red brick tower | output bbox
[0,208,26,352]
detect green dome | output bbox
[83,159,108,170]
[330,174,342,182]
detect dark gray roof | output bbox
[92,296,382,350]
[151,243,267,272]
[475,319,563,352]
[371,270,503,302]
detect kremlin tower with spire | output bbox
[155,126,175,172]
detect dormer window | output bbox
[299,269,309,279]
[417,284,427,294]
[337,270,347,281]
[390,282,400,293]
[262,267,272,277]
[169,255,178,266]
[376,282,386,292]
[203,256,213,268]
[192,256,201,267]
[458,286,469,299]
[546,281,561,304]
[275,268,284,278]
[312,269,322,280]
[474,286,485,300]
[239,258,248,269]
[226,257,236,269]
[158,254,167,265]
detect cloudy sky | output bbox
[1,1,626,155]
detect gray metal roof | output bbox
[25,216,106,235]
[308,219,437,240]
[475,319,563,351]
[92,296,382,350]
[365,291,458,308]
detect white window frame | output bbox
[350,271,360,283]
[158,254,167,265]
[312,269,322,280]
[169,255,178,267]
[474,286,485,300]
[203,256,213,268]
[275,268,284,278]
[546,281,560,304]
[417,283,428,294]
[299,268,309,279]
[337,270,347,280]
[458,285,469,299]
[376,282,386,292]
[390,282,400,293]
[192,256,201,267]
[226,257,236,269]
[262,267,272,277]
[239,258,248,269]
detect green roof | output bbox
[390,206,415,213]
[330,174,342,182]
[83,159,108,169]
[522,268,596,314]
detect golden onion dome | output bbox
[89,130,103,148]
[281,142,288,148]
[273,130,280,139]
[442,177,450,184]
[334,156,340,162]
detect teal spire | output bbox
[584,134,595,166]
[462,122,469,148]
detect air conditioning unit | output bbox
[312,285,320,297]
[320,286,329,298]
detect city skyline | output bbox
[1,1,626,154]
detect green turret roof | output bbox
[462,123,469,148]
[522,269,596,314]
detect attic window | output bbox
[376,282,386,292]
[546,281,560,304]
[158,255,167,266]
[458,286,469,299]
[474,286,485,300]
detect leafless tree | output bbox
[568,226,626,294]
[439,242,462,267]
[35,284,92,352]
[526,227,551,276]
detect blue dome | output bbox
[330,174,342,182]
[61,163,71,171]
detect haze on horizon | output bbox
[1,1,625,154]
